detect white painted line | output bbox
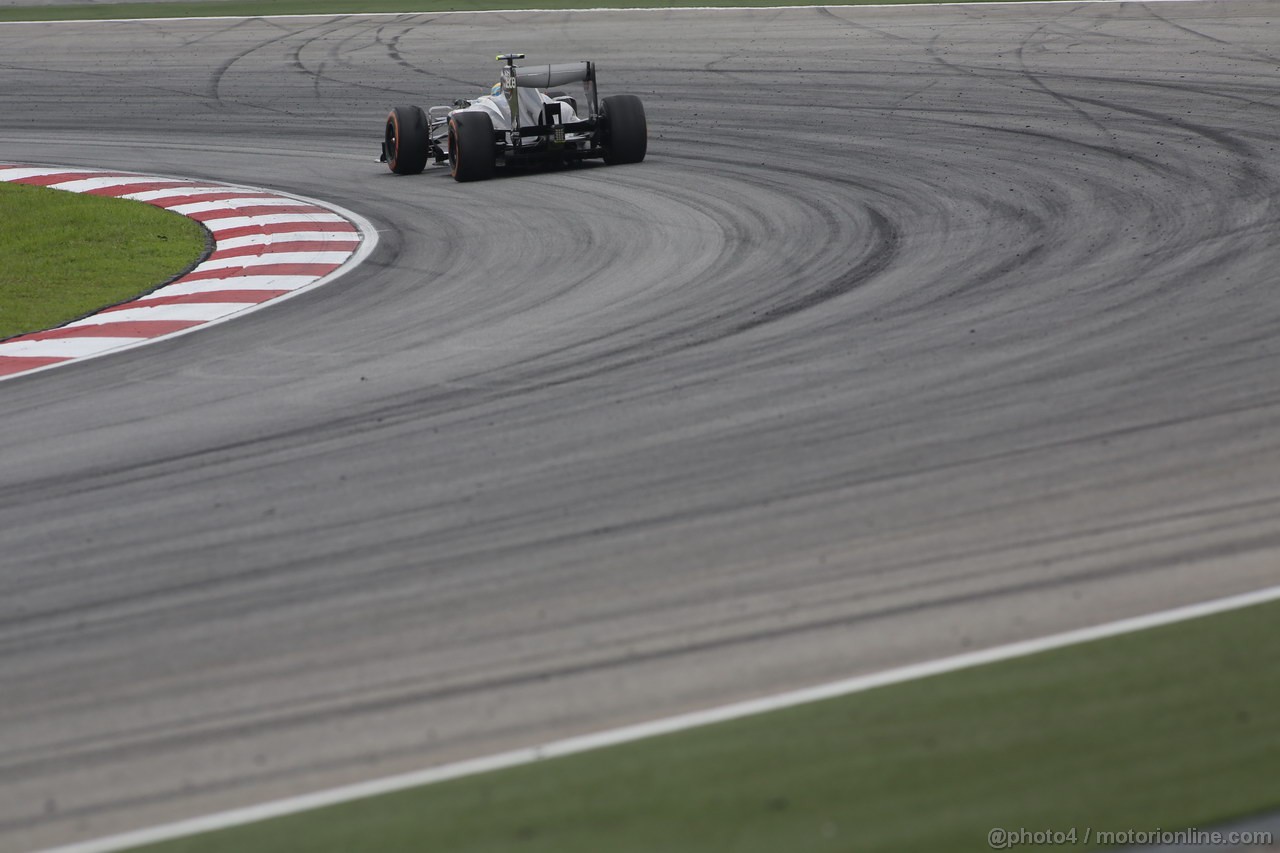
[67,304,250,325]
[166,197,314,215]
[0,166,84,180]
[0,337,148,359]
[156,276,321,295]
[34,583,1280,853]
[121,186,258,202]
[0,0,1223,27]
[196,252,354,271]
[46,176,194,193]
[201,212,347,231]
[216,232,361,250]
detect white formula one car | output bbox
[380,54,647,182]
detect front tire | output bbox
[449,112,496,182]
[601,95,647,165]
[385,105,429,175]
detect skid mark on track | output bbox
[1141,1,1280,65]
[816,4,915,41]
[378,22,493,89]
[207,17,336,110]
[1013,22,1119,144]
[732,208,901,333]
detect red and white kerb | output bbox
[0,164,373,380]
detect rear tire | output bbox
[385,105,429,175]
[601,95,647,165]
[449,112,496,182]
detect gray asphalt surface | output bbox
[1,2,1278,849]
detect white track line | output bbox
[0,337,150,359]
[34,583,1280,853]
[217,233,361,250]
[0,0,1224,27]
[166,198,314,215]
[196,252,354,271]
[66,304,252,325]
[0,167,88,179]
[46,176,195,193]
[155,276,324,295]
[199,212,349,230]
[121,186,259,202]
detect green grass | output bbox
[0,182,206,340]
[137,598,1280,852]
[0,0,1035,24]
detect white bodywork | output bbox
[452,90,581,133]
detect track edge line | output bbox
[32,582,1280,853]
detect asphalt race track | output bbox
[1,2,1278,848]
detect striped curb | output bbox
[0,164,377,381]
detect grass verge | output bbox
[0,182,206,340]
[136,598,1280,852]
[0,0,1035,24]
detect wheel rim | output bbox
[449,121,459,176]
[385,116,399,169]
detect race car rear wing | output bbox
[513,61,592,89]
[498,54,599,138]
